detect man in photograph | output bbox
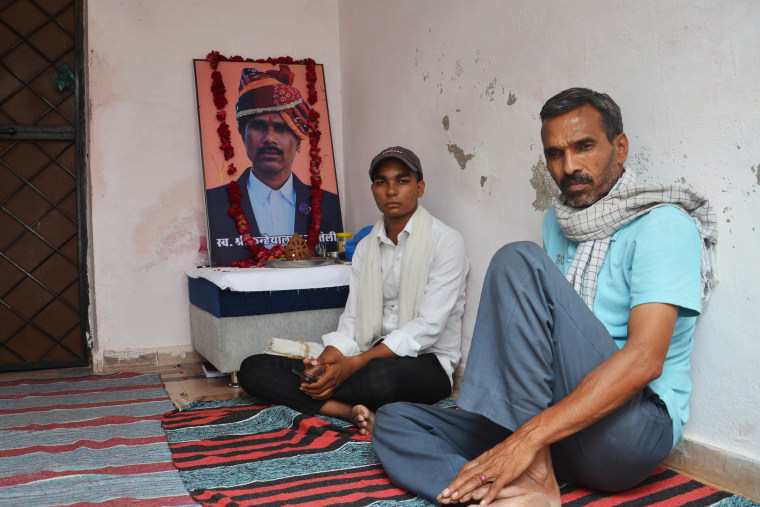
[205,66,341,266]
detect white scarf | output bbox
[354,206,434,351]
[555,170,718,309]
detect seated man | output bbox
[372,88,717,505]
[238,146,469,435]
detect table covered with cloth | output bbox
[186,265,350,374]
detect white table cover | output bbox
[185,264,351,292]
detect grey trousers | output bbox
[372,242,673,501]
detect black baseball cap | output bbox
[369,146,423,180]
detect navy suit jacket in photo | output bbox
[204,168,343,266]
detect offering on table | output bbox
[283,232,310,260]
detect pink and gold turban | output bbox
[235,65,310,140]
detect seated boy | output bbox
[238,146,468,434]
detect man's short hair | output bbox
[539,88,623,142]
[237,115,253,137]
[237,115,250,137]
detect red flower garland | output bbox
[206,51,324,267]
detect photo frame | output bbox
[194,57,342,266]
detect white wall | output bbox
[85,0,760,468]
[338,0,760,463]
[86,0,342,360]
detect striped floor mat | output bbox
[0,372,197,506]
[161,398,754,506]
[560,467,738,506]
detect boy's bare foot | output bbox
[349,404,375,435]
[316,401,375,435]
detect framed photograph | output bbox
[194,59,343,266]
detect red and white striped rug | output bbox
[162,398,753,507]
[0,372,196,506]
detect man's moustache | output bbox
[560,173,594,188]
[257,147,283,156]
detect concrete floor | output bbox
[0,361,245,409]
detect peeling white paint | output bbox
[447,143,475,170]
[87,0,760,468]
[530,156,558,211]
[339,0,760,465]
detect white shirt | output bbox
[322,213,469,385]
[248,172,296,236]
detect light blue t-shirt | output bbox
[542,204,703,446]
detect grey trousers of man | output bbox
[372,241,673,502]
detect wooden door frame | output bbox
[74,0,91,368]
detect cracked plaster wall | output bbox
[84,0,759,468]
[338,0,760,463]
[86,0,343,362]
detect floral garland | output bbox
[206,51,324,267]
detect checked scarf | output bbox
[555,170,718,309]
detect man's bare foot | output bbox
[349,404,375,435]
[487,487,554,506]
[475,447,560,506]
